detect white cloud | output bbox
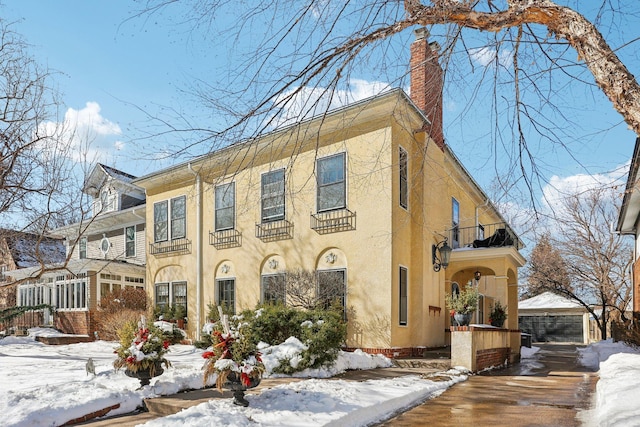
[271,79,392,127]
[64,101,121,136]
[541,170,626,213]
[38,102,124,164]
[469,46,512,68]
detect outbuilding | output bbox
[518,292,590,344]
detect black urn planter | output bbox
[125,361,165,388]
[453,312,473,327]
[223,371,262,407]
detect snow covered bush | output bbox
[241,305,347,374]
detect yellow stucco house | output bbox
[133,30,525,357]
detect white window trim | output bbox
[215,182,236,231]
[125,225,136,258]
[316,152,347,213]
[399,146,409,210]
[399,265,408,326]
[261,169,286,223]
[154,195,187,242]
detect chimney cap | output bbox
[414,27,429,41]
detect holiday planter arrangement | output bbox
[202,309,264,407]
[113,318,172,388]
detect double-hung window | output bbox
[399,147,408,209]
[217,279,235,314]
[317,269,346,315]
[171,197,186,239]
[154,282,187,316]
[172,281,187,316]
[215,183,235,231]
[155,283,169,310]
[452,198,460,248]
[261,170,285,222]
[154,195,187,242]
[399,266,408,326]
[125,226,136,257]
[317,153,346,212]
[79,237,87,259]
[261,274,286,305]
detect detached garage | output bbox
[518,292,590,344]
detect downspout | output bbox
[188,163,203,341]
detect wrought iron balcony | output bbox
[209,229,242,249]
[310,209,356,235]
[445,222,523,250]
[149,238,192,255]
[255,219,293,242]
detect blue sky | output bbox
[3,1,639,226]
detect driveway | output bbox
[378,344,597,426]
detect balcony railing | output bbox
[256,219,293,242]
[311,209,356,235]
[445,222,523,250]
[209,229,242,249]
[149,238,192,255]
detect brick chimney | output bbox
[410,27,444,150]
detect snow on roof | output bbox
[99,163,136,183]
[6,233,66,268]
[519,291,582,310]
[83,163,138,194]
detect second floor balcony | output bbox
[445,222,523,251]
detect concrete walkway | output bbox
[79,345,596,426]
[378,344,597,427]
[77,359,450,426]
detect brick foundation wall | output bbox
[476,347,510,371]
[56,311,91,336]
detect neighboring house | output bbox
[519,292,605,344]
[10,164,147,335]
[616,137,640,319]
[133,29,525,357]
[0,230,65,309]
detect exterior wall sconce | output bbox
[221,264,230,274]
[268,259,279,270]
[432,239,452,272]
[474,270,482,282]
[325,252,337,264]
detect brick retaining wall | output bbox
[476,347,510,371]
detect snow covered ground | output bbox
[3,327,638,427]
[577,340,640,427]
[0,328,467,427]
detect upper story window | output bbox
[215,182,235,231]
[154,195,187,243]
[399,147,408,210]
[125,226,136,257]
[0,265,6,281]
[452,197,460,249]
[261,169,285,222]
[79,237,87,259]
[317,152,346,212]
[95,189,116,215]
